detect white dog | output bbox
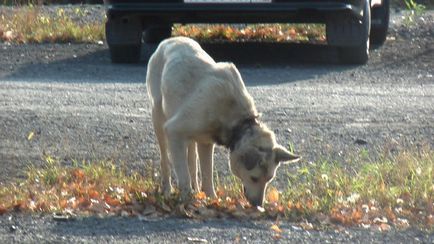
[146,37,300,206]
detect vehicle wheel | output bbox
[108,44,141,63]
[144,26,172,44]
[105,16,143,63]
[370,0,389,46]
[338,0,370,64]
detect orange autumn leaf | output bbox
[267,187,279,203]
[124,192,132,204]
[88,189,100,199]
[351,209,363,223]
[104,195,121,207]
[195,191,207,201]
[385,207,396,222]
[287,201,293,209]
[78,197,91,208]
[59,199,67,209]
[72,169,85,181]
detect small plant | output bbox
[403,0,426,25]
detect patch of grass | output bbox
[172,24,326,44]
[280,149,433,229]
[402,0,427,26]
[0,147,432,231]
[0,6,325,44]
[0,6,105,43]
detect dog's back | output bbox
[146,37,214,108]
[146,37,256,123]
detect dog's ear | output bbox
[241,148,262,170]
[274,145,301,164]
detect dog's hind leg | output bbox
[152,104,173,197]
[188,142,199,192]
[198,143,217,198]
[165,119,193,200]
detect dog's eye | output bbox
[250,176,259,183]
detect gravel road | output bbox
[0,6,433,243]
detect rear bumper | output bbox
[104,1,365,24]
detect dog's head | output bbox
[229,125,300,206]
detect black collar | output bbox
[227,117,259,151]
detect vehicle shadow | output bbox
[3,41,354,86]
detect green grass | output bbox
[0,147,432,230]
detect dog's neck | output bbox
[214,117,259,151]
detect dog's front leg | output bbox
[198,143,217,198]
[165,124,193,200]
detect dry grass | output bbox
[0,6,326,44]
[0,147,432,231]
[0,6,105,43]
[172,24,326,44]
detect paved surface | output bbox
[0,7,433,243]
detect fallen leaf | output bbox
[379,223,391,232]
[270,224,282,233]
[300,221,314,230]
[104,195,120,207]
[187,237,208,243]
[272,234,282,240]
[396,218,410,229]
[59,199,67,209]
[373,216,388,224]
[195,191,207,201]
[88,189,100,199]
[27,131,35,141]
[0,205,7,215]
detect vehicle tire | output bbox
[370,0,389,46]
[338,0,371,64]
[105,16,143,63]
[108,44,142,64]
[144,26,172,44]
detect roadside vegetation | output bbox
[0,147,432,232]
[0,0,429,44]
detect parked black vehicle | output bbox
[103,0,389,64]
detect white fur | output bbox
[146,37,299,204]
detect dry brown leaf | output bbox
[0,205,7,215]
[72,169,85,181]
[59,199,67,209]
[88,190,99,199]
[104,195,121,207]
[379,223,391,232]
[266,187,279,203]
[300,221,314,230]
[272,234,282,240]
